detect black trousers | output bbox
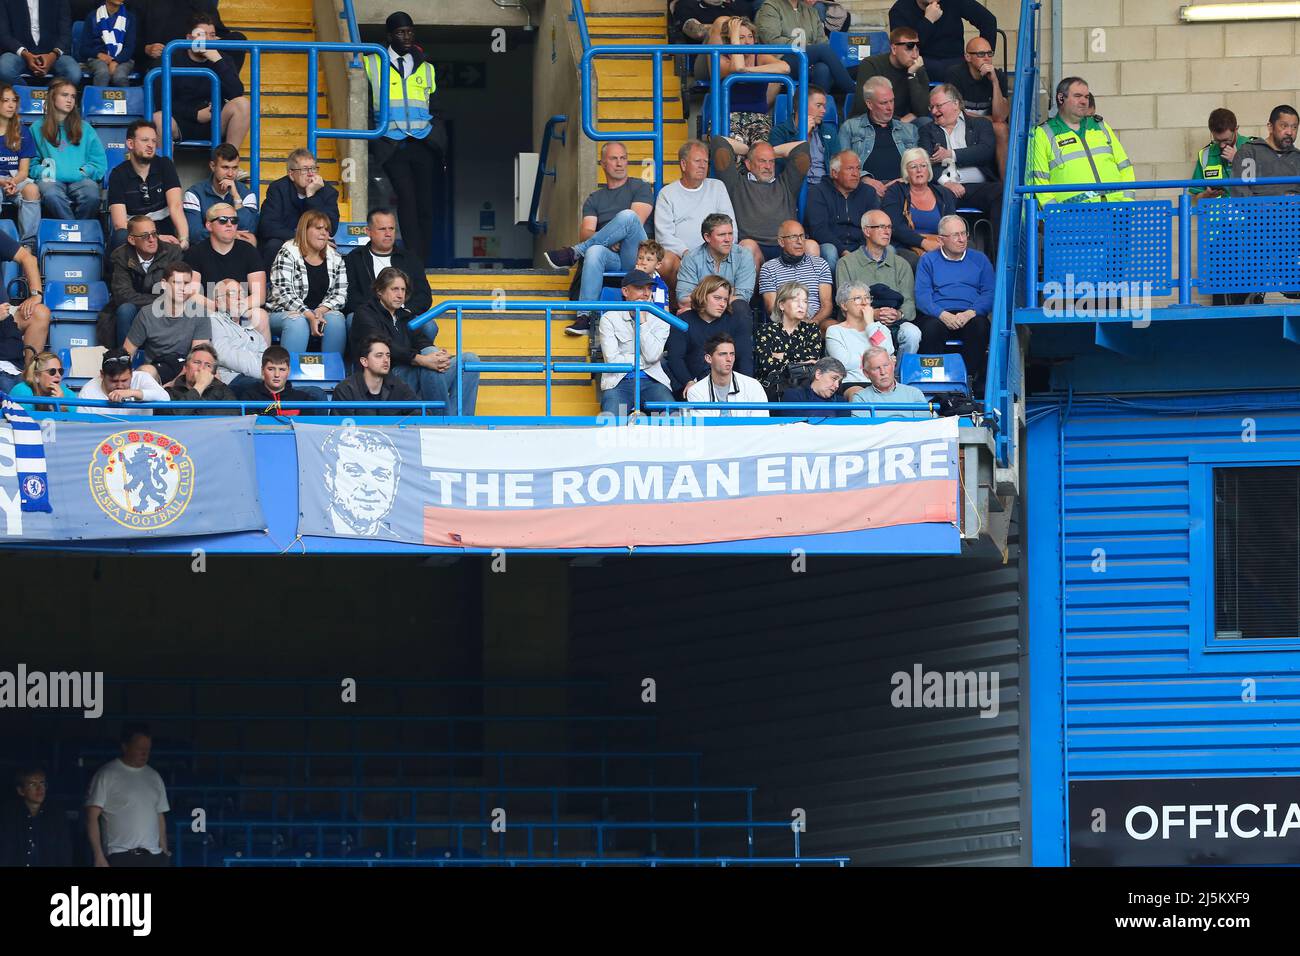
[376,137,440,264]
[107,849,169,867]
[916,311,991,384]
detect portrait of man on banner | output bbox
[321,428,402,538]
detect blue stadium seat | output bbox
[103,148,126,188]
[13,85,46,116]
[38,220,105,283]
[898,353,971,398]
[598,286,622,303]
[82,87,145,125]
[71,20,83,59]
[57,347,94,391]
[334,222,369,250]
[95,126,128,155]
[0,219,17,245]
[840,30,889,64]
[290,352,345,392]
[46,281,109,353]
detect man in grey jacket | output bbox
[1231,105,1300,196]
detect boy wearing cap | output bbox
[596,269,675,417]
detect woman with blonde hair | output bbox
[9,350,70,411]
[694,16,788,147]
[880,146,958,269]
[266,210,348,354]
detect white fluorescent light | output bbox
[1181,2,1300,21]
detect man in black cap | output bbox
[363,12,445,266]
[596,269,675,417]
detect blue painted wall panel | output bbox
[1027,394,1300,862]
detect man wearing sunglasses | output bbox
[849,27,931,126]
[104,215,185,348]
[187,203,270,343]
[888,0,998,81]
[943,37,1009,178]
[76,347,170,415]
[106,120,189,253]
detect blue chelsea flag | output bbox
[0,391,52,513]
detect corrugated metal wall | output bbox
[569,538,1025,865]
[1039,400,1300,781]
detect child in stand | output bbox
[82,0,138,87]
[634,239,671,310]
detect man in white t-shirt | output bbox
[685,333,768,417]
[653,139,735,294]
[77,349,172,415]
[86,724,171,867]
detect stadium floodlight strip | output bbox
[1180,2,1300,21]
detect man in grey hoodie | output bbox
[1231,105,1300,196]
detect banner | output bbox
[294,419,958,549]
[0,417,266,541]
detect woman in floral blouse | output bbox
[754,281,823,383]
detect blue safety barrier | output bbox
[224,856,850,867]
[151,39,391,198]
[527,114,567,235]
[143,66,222,147]
[175,818,803,866]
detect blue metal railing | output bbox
[580,44,806,192]
[175,818,799,865]
[1018,177,1300,314]
[143,67,222,148]
[410,300,689,417]
[527,114,568,235]
[339,0,362,68]
[717,71,799,138]
[983,0,1040,468]
[153,39,390,196]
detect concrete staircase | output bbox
[426,270,600,417]
[583,0,685,186]
[216,0,352,220]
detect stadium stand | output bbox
[6,677,846,866]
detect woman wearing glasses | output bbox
[266,210,348,356]
[9,351,70,412]
[754,281,823,388]
[880,146,957,270]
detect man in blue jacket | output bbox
[914,214,993,387]
[804,149,878,277]
[0,0,79,85]
[257,146,340,269]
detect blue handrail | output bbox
[528,114,568,235]
[339,0,362,68]
[983,0,1040,468]
[570,0,592,51]
[176,818,798,865]
[410,300,689,417]
[156,39,391,196]
[718,71,798,138]
[143,67,222,148]
[580,44,807,193]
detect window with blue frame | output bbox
[1213,465,1299,641]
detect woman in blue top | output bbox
[31,79,107,221]
[881,146,958,271]
[0,85,40,246]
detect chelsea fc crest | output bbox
[88,429,195,530]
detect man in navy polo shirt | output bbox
[106,120,188,252]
